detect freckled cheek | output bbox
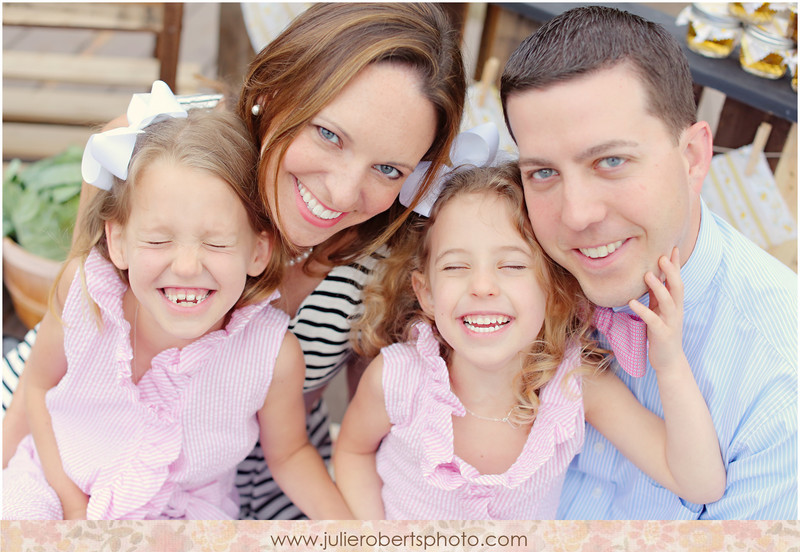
[275,133,320,187]
[363,183,403,218]
[282,136,314,170]
[267,143,318,216]
[257,157,281,216]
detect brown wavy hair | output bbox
[353,162,607,425]
[237,3,466,268]
[60,108,278,321]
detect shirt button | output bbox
[593,441,605,454]
[592,486,603,498]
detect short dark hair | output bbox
[501,6,696,143]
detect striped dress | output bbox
[377,322,585,520]
[3,249,289,520]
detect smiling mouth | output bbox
[462,315,511,333]
[162,288,211,306]
[296,181,344,221]
[579,240,624,259]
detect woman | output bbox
[3,3,466,520]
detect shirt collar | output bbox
[681,198,723,308]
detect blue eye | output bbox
[375,164,401,179]
[532,168,558,180]
[318,126,340,146]
[597,156,625,169]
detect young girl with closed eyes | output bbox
[334,163,725,519]
[2,82,351,520]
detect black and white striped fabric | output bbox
[236,249,384,519]
[295,251,384,393]
[2,329,35,412]
[2,249,384,520]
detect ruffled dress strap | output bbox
[496,343,585,488]
[71,250,181,518]
[64,248,132,375]
[381,321,463,428]
[419,331,584,492]
[75,251,281,519]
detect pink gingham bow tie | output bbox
[593,307,647,377]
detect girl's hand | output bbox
[624,247,726,503]
[628,247,684,372]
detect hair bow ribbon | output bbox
[399,122,501,217]
[81,80,188,191]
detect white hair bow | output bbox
[81,80,188,191]
[399,122,501,217]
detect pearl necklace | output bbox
[287,246,313,266]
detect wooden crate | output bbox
[2,2,199,162]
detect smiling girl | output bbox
[2,83,350,520]
[334,163,725,519]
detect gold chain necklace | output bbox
[131,303,142,383]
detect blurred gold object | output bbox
[729,2,778,25]
[788,4,798,42]
[739,24,796,79]
[685,3,743,58]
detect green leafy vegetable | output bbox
[3,146,83,261]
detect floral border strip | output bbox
[2,520,799,552]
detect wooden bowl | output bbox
[2,236,62,329]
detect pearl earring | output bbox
[251,104,261,116]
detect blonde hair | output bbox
[237,2,466,267]
[60,108,278,321]
[354,163,607,425]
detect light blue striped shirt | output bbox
[557,200,798,520]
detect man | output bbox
[501,6,797,519]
